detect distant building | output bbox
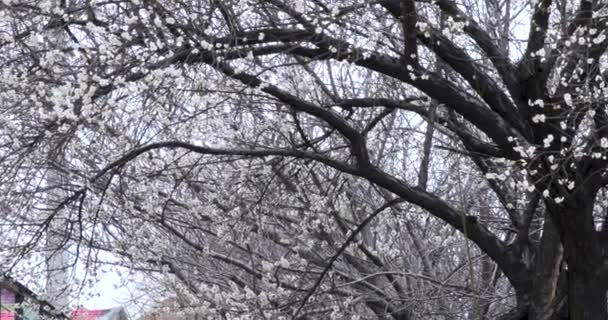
[0,275,69,320]
[1,276,129,320]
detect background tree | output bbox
[1,0,608,319]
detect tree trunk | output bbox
[567,268,607,320]
[546,189,608,320]
[530,214,563,320]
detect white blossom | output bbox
[532,114,546,123]
[564,93,573,107]
[601,137,608,149]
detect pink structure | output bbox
[0,288,16,320]
[71,308,128,320]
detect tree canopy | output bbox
[1,0,608,319]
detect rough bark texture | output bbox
[567,269,607,320]
[530,215,563,320]
[553,185,606,320]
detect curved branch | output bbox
[94,141,359,182]
[417,26,528,137]
[384,0,521,105]
[356,166,527,290]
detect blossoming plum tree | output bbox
[1,0,608,319]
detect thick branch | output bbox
[518,0,552,79]
[355,166,527,290]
